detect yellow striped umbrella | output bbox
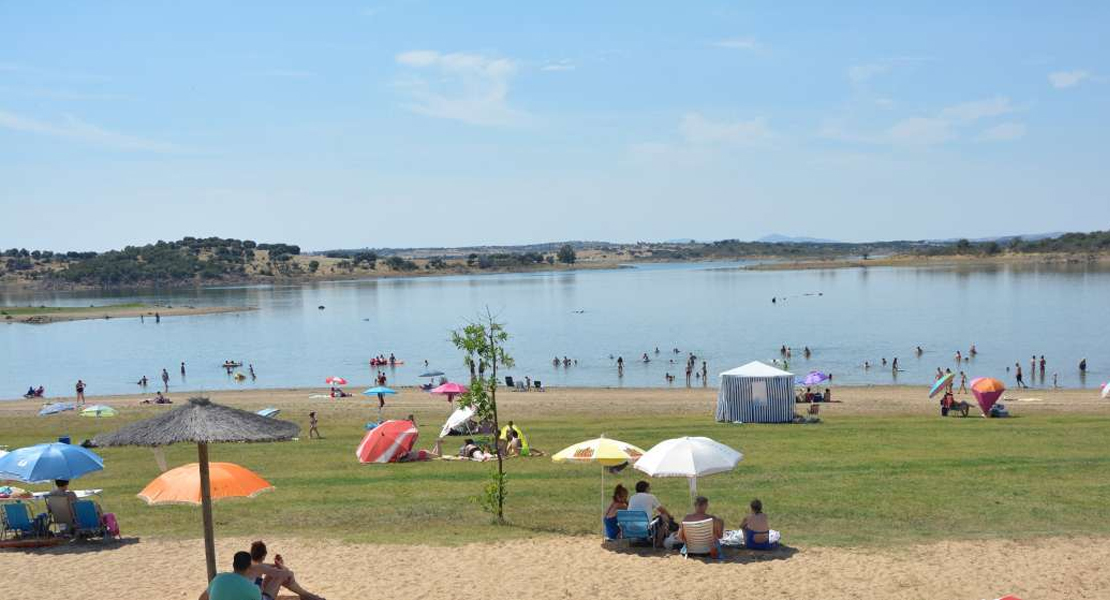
[553,436,645,532]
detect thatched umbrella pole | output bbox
[93,397,299,586]
[197,442,217,581]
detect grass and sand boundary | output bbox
[3,385,1108,599]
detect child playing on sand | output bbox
[308,412,320,439]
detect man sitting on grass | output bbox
[201,551,260,600]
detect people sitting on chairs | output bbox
[670,495,724,551]
[629,480,675,547]
[603,484,629,540]
[45,479,78,535]
[23,386,44,398]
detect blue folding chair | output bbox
[2,501,36,538]
[72,500,107,539]
[616,510,653,547]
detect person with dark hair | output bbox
[308,412,320,439]
[247,540,325,600]
[201,551,260,600]
[628,480,674,546]
[603,484,629,540]
[740,498,774,550]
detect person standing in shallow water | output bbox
[75,379,86,406]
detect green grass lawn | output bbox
[3,410,1108,547]
[0,303,147,316]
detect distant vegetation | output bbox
[2,237,303,287]
[3,230,1106,288]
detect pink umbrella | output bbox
[325,376,348,386]
[430,382,467,403]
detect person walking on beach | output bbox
[249,364,256,380]
[308,412,320,439]
[958,371,967,393]
[1015,363,1027,388]
[75,379,86,406]
[161,368,170,392]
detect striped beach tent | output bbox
[716,361,795,423]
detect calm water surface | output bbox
[2,262,1108,399]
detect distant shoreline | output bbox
[1,303,254,324]
[743,252,1110,272]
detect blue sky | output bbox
[1,2,1107,251]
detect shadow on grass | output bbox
[4,536,141,555]
[601,540,799,564]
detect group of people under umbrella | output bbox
[929,373,1010,417]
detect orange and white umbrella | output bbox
[138,462,272,505]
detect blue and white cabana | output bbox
[716,361,795,423]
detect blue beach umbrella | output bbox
[929,372,955,398]
[256,408,281,418]
[38,402,76,416]
[361,385,397,410]
[0,442,104,483]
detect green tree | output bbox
[451,311,514,522]
[308,260,320,273]
[557,244,576,264]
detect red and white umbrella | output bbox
[356,420,418,464]
[325,376,348,386]
[430,382,467,402]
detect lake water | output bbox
[2,262,1108,399]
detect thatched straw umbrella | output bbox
[94,397,298,581]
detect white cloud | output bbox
[541,60,575,72]
[1048,70,1089,89]
[939,97,1015,123]
[394,50,526,126]
[848,63,889,83]
[976,122,1026,142]
[711,37,760,50]
[887,117,955,145]
[679,112,773,144]
[0,108,184,152]
[261,69,315,78]
[826,97,1021,146]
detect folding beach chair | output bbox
[616,510,653,547]
[72,500,107,539]
[680,519,720,559]
[534,380,545,392]
[45,494,76,536]
[2,501,36,539]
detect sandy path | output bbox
[3,384,1107,418]
[4,535,1106,600]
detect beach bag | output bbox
[102,513,120,538]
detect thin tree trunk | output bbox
[489,322,504,522]
[198,442,217,582]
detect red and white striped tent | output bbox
[356,420,418,464]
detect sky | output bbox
[1,1,1108,252]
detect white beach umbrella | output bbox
[1102,382,1110,399]
[633,436,743,495]
[439,405,476,438]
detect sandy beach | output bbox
[3,383,1106,417]
[4,385,1109,600]
[1,304,254,325]
[3,534,1107,600]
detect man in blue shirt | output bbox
[201,551,261,600]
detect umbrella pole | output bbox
[600,465,605,536]
[198,442,217,582]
